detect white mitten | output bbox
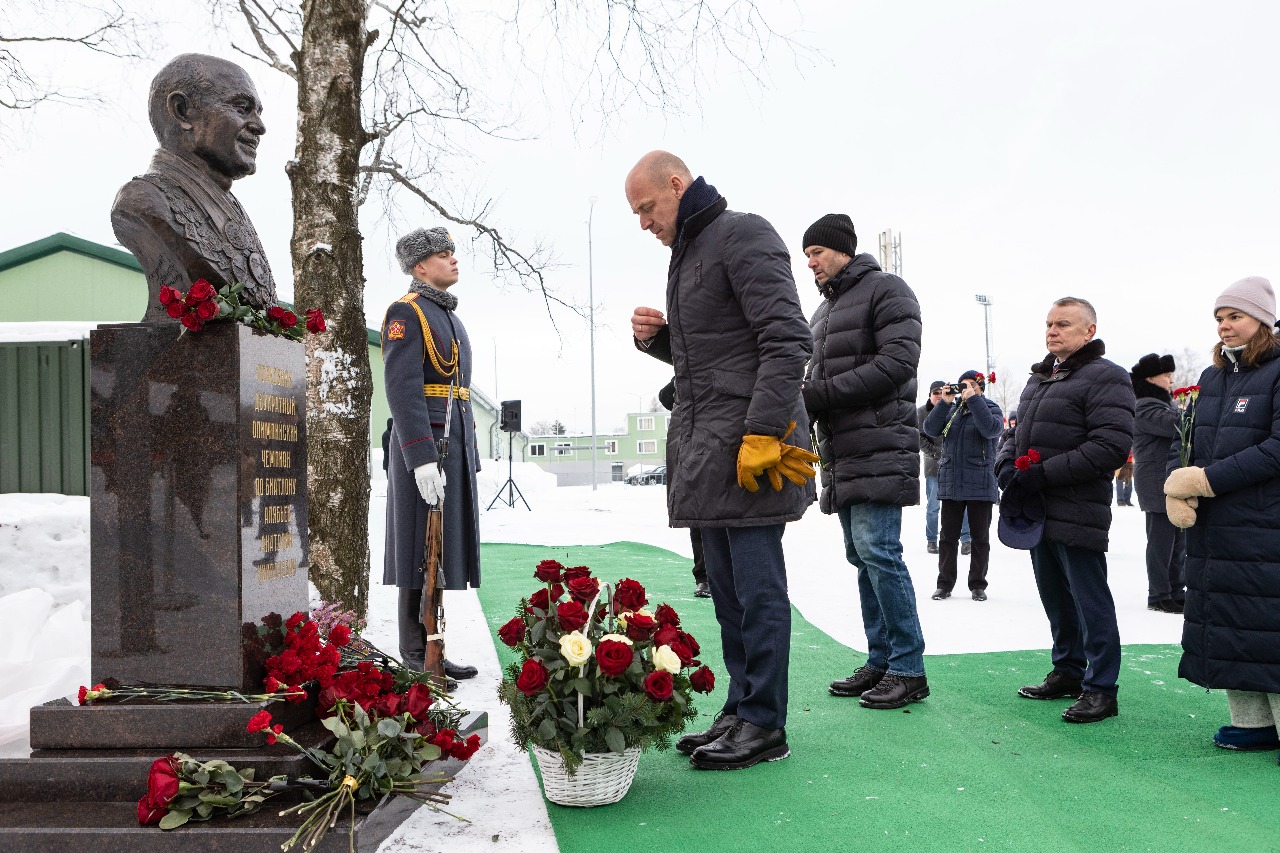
[1164,466,1214,499]
[414,464,446,505]
[1165,494,1198,528]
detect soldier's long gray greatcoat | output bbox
[381,290,481,591]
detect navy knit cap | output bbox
[958,369,986,389]
[802,213,857,256]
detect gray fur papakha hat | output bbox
[396,227,455,274]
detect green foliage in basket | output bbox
[496,561,716,774]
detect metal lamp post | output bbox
[975,294,994,372]
[588,196,598,491]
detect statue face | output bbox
[186,66,265,182]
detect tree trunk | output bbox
[288,0,372,615]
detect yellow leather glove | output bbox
[736,431,784,493]
[1166,494,1199,528]
[775,443,821,488]
[1165,466,1214,499]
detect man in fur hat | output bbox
[381,227,481,684]
[1130,353,1185,613]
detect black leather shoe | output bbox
[694,581,712,599]
[1018,670,1083,700]
[443,659,478,680]
[689,720,789,770]
[1148,599,1183,614]
[859,674,930,709]
[971,590,987,601]
[926,541,939,554]
[676,713,739,755]
[829,665,885,697]
[931,588,951,600]
[1062,690,1118,723]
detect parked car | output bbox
[625,466,666,486]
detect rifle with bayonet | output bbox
[419,383,454,684]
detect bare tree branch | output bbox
[233,0,299,79]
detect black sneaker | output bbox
[694,581,712,599]
[1148,599,1183,614]
[1062,690,1118,723]
[1018,670,1083,700]
[859,674,930,709]
[829,665,885,697]
[961,542,972,555]
[927,541,939,554]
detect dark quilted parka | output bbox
[1178,344,1280,694]
[923,394,1003,502]
[804,254,921,512]
[995,340,1135,552]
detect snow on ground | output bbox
[0,468,1182,848]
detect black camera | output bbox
[942,383,962,395]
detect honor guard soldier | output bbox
[381,227,482,684]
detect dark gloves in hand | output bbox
[997,464,1016,491]
[1017,465,1047,492]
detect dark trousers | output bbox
[1144,511,1185,603]
[700,524,790,729]
[937,500,993,592]
[397,587,426,671]
[1029,540,1121,696]
[690,527,707,584]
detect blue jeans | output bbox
[838,503,926,677]
[925,476,970,544]
[700,524,791,729]
[1029,540,1121,696]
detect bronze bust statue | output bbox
[111,54,277,321]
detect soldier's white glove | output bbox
[414,464,446,505]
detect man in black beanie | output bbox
[801,213,930,711]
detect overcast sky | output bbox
[4,1,1278,432]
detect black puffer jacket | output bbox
[996,340,1135,552]
[1131,378,1179,512]
[804,254,921,512]
[1178,344,1280,694]
[918,402,942,478]
[638,189,815,527]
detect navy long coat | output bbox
[1178,345,1280,693]
[923,394,1002,502]
[381,290,481,591]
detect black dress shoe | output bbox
[859,674,930,709]
[971,589,987,601]
[1147,599,1183,614]
[694,581,712,599]
[1062,690,1118,723]
[926,541,939,554]
[829,665,885,697]
[689,720,789,770]
[931,588,951,600]
[443,659,478,680]
[676,713,739,755]
[1018,670,1083,700]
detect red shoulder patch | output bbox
[387,320,406,340]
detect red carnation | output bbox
[187,279,215,302]
[305,307,326,334]
[534,559,564,583]
[654,603,680,627]
[556,600,589,633]
[988,371,997,384]
[247,709,273,733]
[515,659,549,696]
[567,576,600,604]
[1015,455,1031,471]
[498,616,526,647]
[613,578,648,612]
[266,724,284,744]
[562,565,592,582]
[1027,448,1041,463]
[450,733,481,760]
[643,670,674,702]
[285,611,307,630]
[328,624,352,647]
[158,285,181,306]
[690,665,716,693]
[595,639,634,677]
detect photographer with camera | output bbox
[922,370,1003,601]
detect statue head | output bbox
[148,54,266,188]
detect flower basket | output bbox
[532,745,642,807]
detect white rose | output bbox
[559,631,593,666]
[600,632,634,646]
[616,611,633,629]
[652,644,681,674]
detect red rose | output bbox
[305,307,326,334]
[138,793,167,825]
[625,612,657,641]
[247,709,274,733]
[1027,448,1041,463]
[613,578,648,612]
[195,298,219,321]
[595,639,634,677]
[188,279,215,302]
[498,616,526,647]
[158,285,180,306]
[165,300,185,319]
[567,576,600,604]
[280,310,298,328]
[677,631,700,658]
[328,624,352,647]
[515,659,549,696]
[690,665,716,693]
[556,600,589,632]
[562,565,592,582]
[654,603,680,627]
[146,755,181,806]
[534,559,564,583]
[527,588,550,613]
[180,313,204,332]
[267,305,287,322]
[372,691,403,719]
[1014,455,1031,471]
[670,640,694,668]
[404,682,432,721]
[643,670,674,701]
[654,625,680,648]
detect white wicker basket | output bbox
[532,745,642,807]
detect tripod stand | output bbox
[487,430,530,510]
